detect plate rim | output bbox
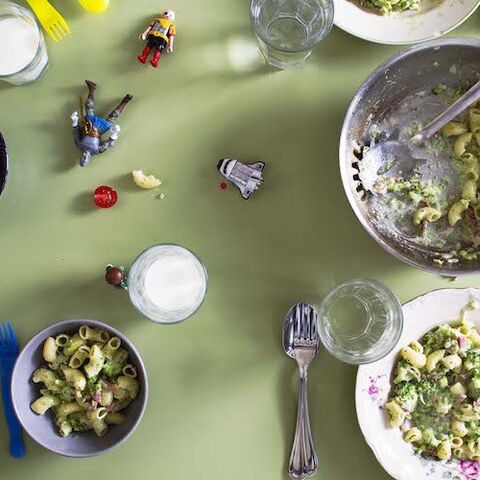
[333,0,480,45]
[0,131,8,197]
[355,287,480,479]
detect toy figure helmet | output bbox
[80,151,91,167]
[162,9,175,21]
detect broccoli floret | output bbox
[468,421,480,437]
[465,350,480,371]
[102,349,128,378]
[432,84,446,96]
[417,379,438,405]
[394,359,421,383]
[396,382,417,401]
[67,413,89,432]
[395,382,418,412]
[434,393,453,414]
[56,385,75,402]
[102,363,121,377]
[51,379,74,402]
[85,376,100,395]
[422,325,456,353]
[469,377,480,399]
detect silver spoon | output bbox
[283,302,320,480]
[360,79,480,191]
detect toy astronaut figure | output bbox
[137,9,176,68]
[71,80,133,167]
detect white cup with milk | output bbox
[0,1,48,85]
[128,244,208,324]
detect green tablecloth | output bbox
[1,1,480,478]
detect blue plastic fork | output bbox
[0,322,25,458]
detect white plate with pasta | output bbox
[356,287,480,480]
[334,0,480,45]
[11,318,148,457]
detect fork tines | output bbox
[0,321,19,355]
[49,19,70,42]
[292,302,319,345]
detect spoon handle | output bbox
[299,373,318,476]
[411,79,480,145]
[288,371,318,479]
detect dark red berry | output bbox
[105,266,124,286]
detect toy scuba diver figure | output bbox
[71,80,133,167]
[138,9,176,68]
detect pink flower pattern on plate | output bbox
[368,383,379,395]
[460,461,480,479]
[365,374,386,406]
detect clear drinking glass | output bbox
[250,0,334,69]
[0,1,48,85]
[317,279,403,365]
[128,244,208,324]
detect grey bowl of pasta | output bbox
[11,319,148,457]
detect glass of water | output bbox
[250,0,334,69]
[0,1,48,85]
[316,279,403,364]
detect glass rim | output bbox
[128,243,208,325]
[0,0,43,80]
[249,0,335,54]
[317,278,404,365]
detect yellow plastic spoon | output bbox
[78,0,110,13]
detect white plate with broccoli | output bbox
[334,0,480,44]
[356,288,480,480]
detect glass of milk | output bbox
[128,244,208,324]
[0,1,48,85]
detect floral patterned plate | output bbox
[334,0,480,45]
[356,288,480,480]
[0,131,7,198]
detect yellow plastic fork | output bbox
[26,0,70,42]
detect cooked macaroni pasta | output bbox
[30,326,139,438]
[386,305,480,461]
[359,0,420,15]
[440,109,480,230]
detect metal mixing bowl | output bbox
[340,38,480,276]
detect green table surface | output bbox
[2,1,480,479]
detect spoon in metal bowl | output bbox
[283,302,320,480]
[360,79,480,192]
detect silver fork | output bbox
[283,303,320,479]
[0,322,25,458]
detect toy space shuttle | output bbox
[217,157,265,200]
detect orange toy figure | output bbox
[137,9,176,68]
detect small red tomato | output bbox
[94,185,117,208]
